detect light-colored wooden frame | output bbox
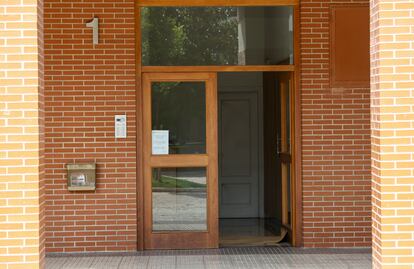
[142,73,218,250]
[137,0,298,6]
[135,0,303,250]
[292,5,302,247]
[276,72,297,242]
[278,73,290,227]
[142,66,295,73]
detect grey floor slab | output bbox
[46,247,372,269]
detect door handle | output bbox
[277,134,281,155]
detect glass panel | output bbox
[152,82,206,155]
[142,6,294,66]
[152,167,207,231]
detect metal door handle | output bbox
[277,134,281,155]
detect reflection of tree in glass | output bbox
[142,7,238,65]
[152,82,206,155]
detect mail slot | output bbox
[66,163,96,191]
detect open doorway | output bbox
[218,72,293,247]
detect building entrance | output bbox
[137,2,299,250]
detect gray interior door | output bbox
[219,92,259,218]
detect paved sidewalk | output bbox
[46,247,372,269]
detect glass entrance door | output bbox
[143,73,218,249]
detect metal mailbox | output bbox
[66,163,96,191]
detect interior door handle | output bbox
[277,134,281,155]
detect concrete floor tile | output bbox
[45,247,372,269]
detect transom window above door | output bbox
[141,6,294,66]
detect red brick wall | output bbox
[43,0,372,252]
[300,0,372,247]
[44,0,137,252]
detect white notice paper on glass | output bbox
[152,130,169,155]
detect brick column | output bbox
[371,1,414,268]
[0,0,45,268]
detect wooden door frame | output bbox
[135,0,303,250]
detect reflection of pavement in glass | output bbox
[159,175,206,186]
[153,191,207,231]
[174,176,206,185]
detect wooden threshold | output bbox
[142,65,295,73]
[137,0,298,7]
